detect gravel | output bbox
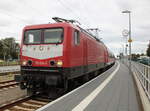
[0,86,27,105]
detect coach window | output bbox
[74,30,80,45]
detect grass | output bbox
[0,73,15,82]
[0,61,20,66]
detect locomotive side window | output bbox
[24,30,41,44]
[74,30,80,45]
[44,28,63,44]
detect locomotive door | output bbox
[83,39,88,73]
[104,48,108,64]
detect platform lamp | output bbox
[122,10,132,73]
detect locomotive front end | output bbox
[15,25,68,95]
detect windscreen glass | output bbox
[24,30,41,44]
[44,28,63,43]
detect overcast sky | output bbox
[0,0,149,55]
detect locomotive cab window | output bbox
[44,28,63,44]
[24,28,63,44]
[24,30,41,44]
[74,30,80,45]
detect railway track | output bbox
[0,95,52,111]
[0,72,20,76]
[0,64,114,111]
[0,80,19,90]
[0,79,82,111]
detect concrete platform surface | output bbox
[37,61,142,111]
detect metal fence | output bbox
[132,62,150,101]
[0,66,20,74]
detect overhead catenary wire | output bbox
[0,1,49,38]
[0,9,31,24]
[22,1,50,22]
[78,0,94,27]
[0,0,97,39]
[64,0,91,26]
[86,28,101,39]
[0,1,92,27]
[0,1,50,25]
[56,0,91,28]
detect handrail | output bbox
[132,61,150,101]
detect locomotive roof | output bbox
[24,22,78,30]
[24,22,102,43]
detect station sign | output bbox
[128,39,132,43]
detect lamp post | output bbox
[122,10,132,72]
[122,29,129,58]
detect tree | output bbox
[0,37,20,61]
[146,41,150,57]
[131,53,140,61]
[141,53,145,56]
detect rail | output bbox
[132,61,150,101]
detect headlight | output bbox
[27,60,32,66]
[50,60,55,66]
[57,60,63,67]
[22,61,27,66]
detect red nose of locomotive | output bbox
[21,27,64,68]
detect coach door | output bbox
[104,49,108,66]
[83,39,88,73]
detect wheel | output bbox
[20,82,26,90]
[83,74,89,83]
[94,71,99,77]
[63,78,68,92]
[27,88,36,96]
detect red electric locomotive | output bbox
[15,17,115,96]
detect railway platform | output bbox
[37,61,144,111]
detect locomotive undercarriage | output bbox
[15,67,68,97]
[15,63,115,97]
